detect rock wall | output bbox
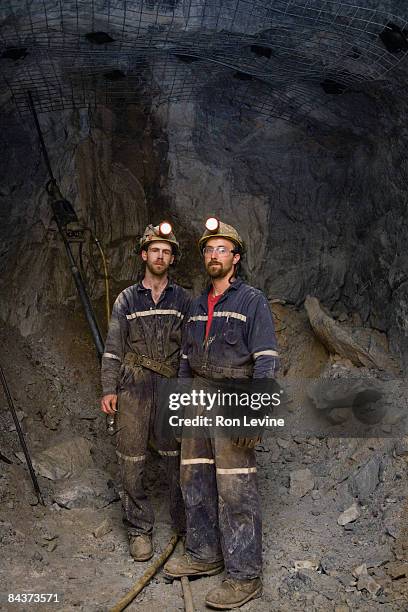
[1,80,408,366]
[0,102,170,335]
[162,83,408,366]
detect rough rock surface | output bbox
[289,468,315,498]
[305,360,407,436]
[305,296,399,372]
[1,86,408,368]
[162,91,408,369]
[1,303,407,611]
[1,3,408,607]
[349,456,382,503]
[53,468,119,510]
[16,437,94,481]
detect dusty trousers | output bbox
[180,433,262,580]
[116,365,185,536]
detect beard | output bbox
[206,259,234,279]
[146,260,170,276]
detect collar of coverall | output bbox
[198,276,243,310]
[136,279,175,292]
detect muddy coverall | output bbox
[179,278,279,579]
[101,280,191,536]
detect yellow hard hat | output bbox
[198,218,245,252]
[139,222,180,254]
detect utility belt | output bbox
[191,360,254,381]
[124,352,177,378]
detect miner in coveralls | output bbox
[100,223,191,561]
[164,219,279,609]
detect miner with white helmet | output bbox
[164,218,279,609]
[100,222,191,561]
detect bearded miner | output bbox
[101,223,191,561]
[164,218,279,609]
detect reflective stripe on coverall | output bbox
[101,280,191,536]
[179,278,279,579]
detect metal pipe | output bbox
[27,91,55,183]
[53,213,105,359]
[0,365,44,505]
[27,91,104,360]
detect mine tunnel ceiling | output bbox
[1,1,408,122]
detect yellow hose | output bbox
[85,228,111,327]
[92,234,111,326]
[108,534,179,612]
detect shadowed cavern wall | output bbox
[1,78,408,366]
[0,102,173,335]
[162,80,408,365]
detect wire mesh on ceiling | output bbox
[1,1,408,121]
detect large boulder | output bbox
[16,436,94,480]
[305,296,399,372]
[52,468,119,509]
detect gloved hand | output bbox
[232,435,262,449]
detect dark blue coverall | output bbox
[179,277,279,579]
[101,280,191,536]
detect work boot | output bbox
[164,552,224,578]
[129,534,153,561]
[205,577,262,609]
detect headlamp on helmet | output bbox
[205,217,219,232]
[159,221,172,237]
[139,221,180,257]
[198,219,245,254]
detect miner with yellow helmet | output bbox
[198,218,245,252]
[139,221,180,258]
[165,218,279,609]
[101,221,190,561]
